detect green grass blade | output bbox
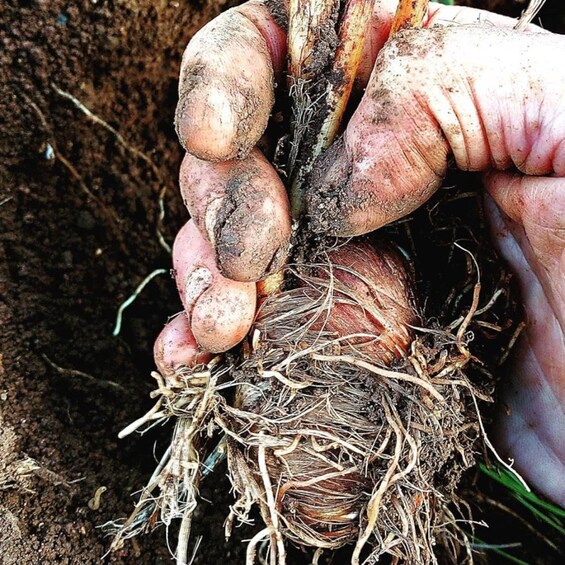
[480,461,565,540]
[479,463,565,522]
[514,487,565,519]
[514,495,565,536]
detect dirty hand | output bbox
[154,0,565,506]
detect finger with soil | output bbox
[172,220,257,352]
[154,313,213,379]
[307,26,565,236]
[175,0,518,164]
[175,1,286,161]
[180,148,291,282]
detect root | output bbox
[52,83,173,254]
[515,0,547,30]
[109,364,226,556]
[219,263,496,562]
[22,93,129,256]
[310,353,445,402]
[176,509,193,565]
[258,441,287,565]
[42,353,125,392]
[112,268,168,337]
[246,527,272,565]
[111,226,521,564]
[351,401,404,565]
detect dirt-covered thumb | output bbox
[306,24,563,237]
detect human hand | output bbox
[153,0,565,506]
[487,173,565,507]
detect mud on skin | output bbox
[175,6,276,162]
[305,23,565,237]
[179,149,291,282]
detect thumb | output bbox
[306,24,564,236]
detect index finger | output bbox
[175,1,286,161]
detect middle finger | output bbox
[180,147,291,283]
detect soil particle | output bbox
[176,8,275,161]
[389,25,447,59]
[214,166,277,280]
[305,3,340,78]
[306,135,353,234]
[265,0,289,31]
[215,170,257,256]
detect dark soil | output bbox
[0,0,234,563]
[0,1,563,564]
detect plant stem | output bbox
[288,0,374,220]
[390,0,430,37]
[314,0,376,160]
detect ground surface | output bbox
[0,1,563,564]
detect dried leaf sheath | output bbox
[390,0,430,36]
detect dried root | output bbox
[109,230,515,564]
[223,269,491,564]
[106,361,229,562]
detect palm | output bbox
[486,174,565,506]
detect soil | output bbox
[0,0,236,563]
[0,1,563,565]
